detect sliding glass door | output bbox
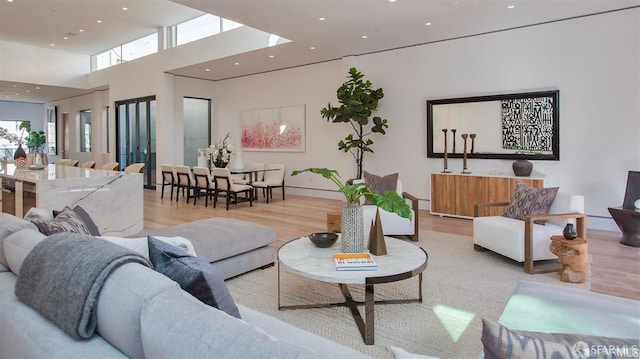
[115,96,156,189]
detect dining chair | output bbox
[124,163,145,174]
[252,164,285,203]
[212,167,253,210]
[160,164,177,200]
[193,166,215,207]
[69,159,79,167]
[102,162,120,171]
[174,165,195,203]
[56,159,71,166]
[80,161,96,169]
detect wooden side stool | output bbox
[326,210,341,233]
[549,235,588,283]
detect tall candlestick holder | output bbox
[441,129,451,173]
[470,134,476,154]
[461,133,471,174]
[451,129,457,153]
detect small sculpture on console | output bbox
[470,134,476,154]
[441,129,451,173]
[451,129,457,154]
[461,134,471,174]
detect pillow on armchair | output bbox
[363,171,399,205]
[502,183,559,224]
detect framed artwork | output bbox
[240,105,305,152]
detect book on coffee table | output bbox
[333,253,378,271]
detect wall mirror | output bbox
[426,90,559,160]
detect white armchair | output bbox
[473,191,585,273]
[358,178,419,242]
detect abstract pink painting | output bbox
[240,105,305,152]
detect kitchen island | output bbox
[0,163,142,236]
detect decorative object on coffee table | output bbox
[367,208,387,256]
[308,232,338,248]
[563,223,577,239]
[549,235,588,283]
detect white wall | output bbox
[5,8,636,231]
[208,9,640,231]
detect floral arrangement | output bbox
[207,133,234,168]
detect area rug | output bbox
[226,230,589,359]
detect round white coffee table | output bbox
[277,235,428,345]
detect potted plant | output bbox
[321,67,388,180]
[291,167,411,253]
[20,122,46,166]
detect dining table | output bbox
[229,167,277,186]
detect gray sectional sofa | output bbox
[0,213,371,359]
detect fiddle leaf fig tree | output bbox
[321,67,388,179]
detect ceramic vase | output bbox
[13,143,26,169]
[341,203,364,253]
[563,223,577,240]
[512,159,533,177]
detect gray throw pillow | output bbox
[147,235,241,319]
[30,206,92,236]
[363,171,399,205]
[481,319,639,359]
[502,183,559,224]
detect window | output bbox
[177,14,221,46]
[79,110,92,152]
[46,106,57,155]
[0,120,23,159]
[93,33,158,71]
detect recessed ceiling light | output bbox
[36,87,40,90]
[25,90,30,93]
[8,0,14,3]
[234,62,240,65]
[50,43,55,46]
[425,22,432,26]
[63,37,68,40]
[97,20,102,23]
[318,17,325,21]
[507,5,515,9]
[12,85,17,88]
[362,35,368,39]
[269,55,275,58]
[122,7,128,11]
[205,68,210,72]
[310,46,316,50]
[79,29,84,32]
[389,0,396,2]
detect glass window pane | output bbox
[177,14,221,46]
[79,110,92,152]
[183,97,211,167]
[122,33,157,62]
[0,120,23,159]
[46,107,57,155]
[222,18,243,32]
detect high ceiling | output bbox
[1,0,638,103]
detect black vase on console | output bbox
[512,159,533,177]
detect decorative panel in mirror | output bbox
[426,90,559,160]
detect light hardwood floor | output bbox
[143,189,640,300]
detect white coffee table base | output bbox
[277,236,428,345]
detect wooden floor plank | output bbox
[143,189,640,300]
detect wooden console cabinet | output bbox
[430,173,544,218]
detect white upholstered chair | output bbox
[473,191,585,274]
[174,165,195,203]
[80,160,96,169]
[124,163,145,173]
[212,168,253,210]
[357,176,419,242]
[252,163,285,203]
[102,162,119,171]
[160,164,177,200]
[192,166,215,207]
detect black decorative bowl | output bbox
[308,232,338,248]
